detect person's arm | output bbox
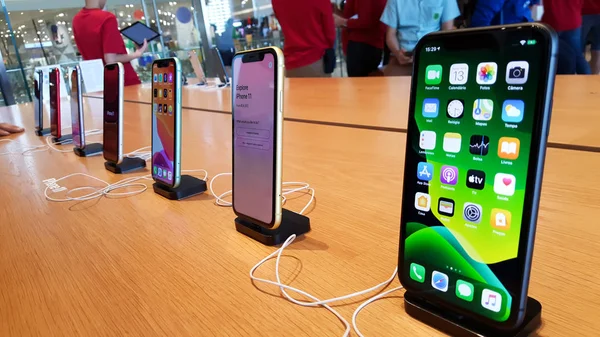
[322,0,336,47]
[101,15,148,64]
[0,123,24,136]
[441,0,461,30]
[381,0,411,64]
[336,0,379,30]
[470,0,505,27]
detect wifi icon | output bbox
[520,40,526,46]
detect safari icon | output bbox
[456,279,474,302]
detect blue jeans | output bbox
[558,28,592,75]
[582,14,600,51]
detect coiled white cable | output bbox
[351,285,404,337]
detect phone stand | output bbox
[73,143,103,157]
[235,208,311,246]
[104,157,146,174]
[35,128,51,136]
[152,175,207,200]
[52,134,72,144]
[404,291,542,337]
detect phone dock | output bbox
[104,157,146,174]
[235,209,311,246]
[153,175,207,200]
[52,134,73,144]
[35,128,51,136]
[404,291,541,337]
[74,143,103,157]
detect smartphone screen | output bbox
[103,65,121,162]
[400,25,555,328]
[70,68,84,148]
[151,59,179,187]
[33,74,42,131]
[49,69,60,137]
[232,51,278,226]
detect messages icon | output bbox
[502,100,524,123]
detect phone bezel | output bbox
[34,71,43,131]
[398,24,557,330]
[49,68,61,138]
[150,58,182,188]
[70,66,85,149]
[231,48,282,229]
[102,63,124,164]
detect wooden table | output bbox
[85,76,600,151]
[0,100,598,336]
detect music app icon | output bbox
[481,289,502,312]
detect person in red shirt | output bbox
[272,0,336,77]
[582,0,600,74]
[73,0,148,86]
[542,0,591,74]
[334,0,387,77]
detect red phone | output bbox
[49,68,61,138]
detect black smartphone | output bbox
[103,63,124,164]
[70,66,85,149]
[212,47,229,85]
[398,24,557,329]
[49,68,61,138]
[232,47,285,229]
[33,70,43,132]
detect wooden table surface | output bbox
[0,100,598,336]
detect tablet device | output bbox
[120,22,160,46]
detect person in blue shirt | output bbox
[380,0,461,76]
[470,0,540,27]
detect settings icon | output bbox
[463,203,482,223]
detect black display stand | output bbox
[235,208,311,246]
[52,134,72,143]
[35,128,51,136]
[104,157,146,174]
[404,291,542,337]
[73,143,103,157]
[152,175,207,200]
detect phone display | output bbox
[34,71,43,131]
[103,63,124,163]
[49,68,61,138]
[70,67,85,149]
[400,24,556,328]
[232,48,283,228]
[151,58,181,188]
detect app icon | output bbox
[473,99,494,121]
[482,289,502,312]
[158,167,162,176]
[476,62,498,85]
[466,169,486,190]
[153,74,158,82]
[498,137,520,160]
[449,63,469,85]
[410,263,425,283]
[425,65,443,85]
[419,131,436,150]
[168,73,173,83]
[438,198,455,217]
[169,89,173,98]
[431,271,449,292]
[163,169,167,178]
[446,99,464,118]
[153,103,158,112]
[158,104,163,113]
[163,89,168,98]
[463,202,482,223]
[494,173,516,196]
[159,74,163,82]
[443,132,462,153]
[491,208,511,230]
[506,61,529,85]
[417,162,434,181]
[153,88,158,98]
[456,280,474,302]
[469,135,490,156]
[422,98,439,118]
[163,104,167,113]
[163,73,168,82]
[153,166,157,174]
[502,100,524,123]
[440,165,458,185]
[168,105,173,115]
[415,192,431,212]
[168,171,172,180]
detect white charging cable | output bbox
[351,285,404,337]
[0,129,103,155]
[125,145,152,161]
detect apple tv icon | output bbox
[466,169,486,190]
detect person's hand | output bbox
[333,14,347,28]
[394,49,413,65]
[134,39,148,58]
[0,123,24,136]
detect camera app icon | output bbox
[506,61,529,85]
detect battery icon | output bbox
[527,40,537,45]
